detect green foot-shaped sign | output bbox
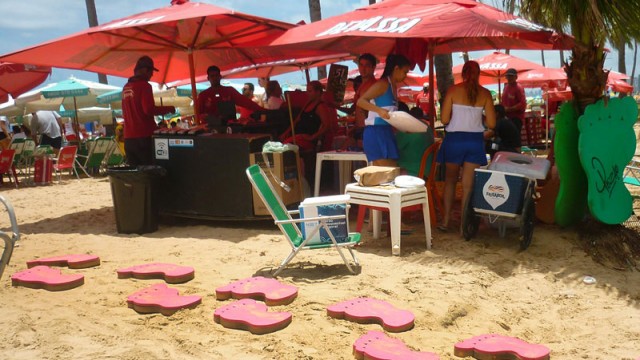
[554,102,588,226]
[578,97,637,224]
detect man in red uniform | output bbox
[197,66,264,130]
[501,68,527,134]
[122,56,176,166]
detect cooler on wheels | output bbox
[461,151,550,250]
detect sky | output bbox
[0,0,635,92]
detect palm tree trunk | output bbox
[631,40,638,89]
[369,0,376,4]
[308,0,326,79]
[84,0,108,84]
[618,39,627,75]
[434,54,454,115]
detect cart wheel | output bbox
[519,184,535,250]
[462,193,479,241]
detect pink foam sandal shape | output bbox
[215,276,298,306]
[327,297,415,332]
[353,330,440,360]
[11,265,84,291]
[117,263,195,283]
[213,298,292,335]
[27,254,100,269]
[454,334,550,360]
[127,283,202,316]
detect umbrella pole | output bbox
[73,96,80,141]
[428,42,435,128]
[545,91,549,150]
[188,50,200,124]
[286,92,297,145]
[304,68,311,84]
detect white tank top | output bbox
[445,103,485,133]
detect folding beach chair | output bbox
[103,137,125,167]
[52,145,80,181]
[0,195,20,279]
[77,137,111,175]
[246,164,361,276]
[0,149,19,188]
[623,159,640,187]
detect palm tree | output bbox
[308,0,327,79]
[503,0,640,112]
[84,0,108,84]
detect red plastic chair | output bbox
[52,146,79,181]
[0,149,19,188]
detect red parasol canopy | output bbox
[452,52,545,85]
[0,0,310,115]
[169,53,354,87]
[0,63,51,104]
[272,0,571,123]
[272,0,571,69]
[517,67,568,89]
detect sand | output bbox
[0,176,638,360]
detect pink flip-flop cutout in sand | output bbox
[27,254,100,269]
[215,276,298,306]
[214,298,292,335]
[327,297,415,332]
[454,334,550,360]
[127,283,202,316]
[353,330,440,360]
[11,265,84,291]
[117,262,194,283]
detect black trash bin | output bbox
[106,165,166,234]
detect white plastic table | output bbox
[314,151,368,197]
[345,183,432,255]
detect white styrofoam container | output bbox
[299,195,350,245]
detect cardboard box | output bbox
[250,150,302,215]
[299,195,350,245]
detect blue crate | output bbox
[472,169,528,217]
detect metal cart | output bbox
[462,152,550,250]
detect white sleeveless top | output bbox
[445,103,485,133]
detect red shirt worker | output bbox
[122,55,176,166]
[501,68,527,133]
[197,66,264,130]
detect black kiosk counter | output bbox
[153,132,300,220]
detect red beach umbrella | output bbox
[0,63,51,104]
[0,0,305,117]
[169,53,354,87]
[517,67,568,89]
[272,0,571,122]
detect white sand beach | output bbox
[0,176,638,359]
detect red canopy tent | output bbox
[0,63,51,104]
[271,0,572,122]
[0,0,318,118]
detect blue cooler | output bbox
[472,169,528,217]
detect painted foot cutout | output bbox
[213,298,292,335]
[327,297,414,332]
[215,276,298,306]
[454,334,550,360]
[578,97,638,224]
[117,263,194,283]
[27,254,100,269]
[11,265,84,291]
[353,330,440,360]
[127,283,201,316]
